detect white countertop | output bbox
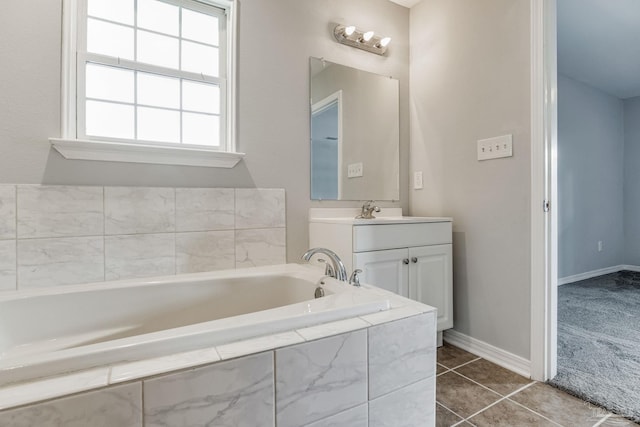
[308,207,452,225]
[309,216,453,225]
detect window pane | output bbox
[88,0,133,25]
[87,18,134,59]
[137,30,179,69]
[182,9,219,46]
[137,107,180,143]
[181,41,219,76]
[86,63,134,103]
[137,0,179,36]
[182,81,219,114]
[137,73,179,109]
[86,101,134,139]
[182,112,219,146]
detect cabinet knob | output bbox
[403,258,410,265]
[411,257,418,263]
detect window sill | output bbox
[49,138,245,168]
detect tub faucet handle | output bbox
[317,258,335,277]
[349,269,362,287]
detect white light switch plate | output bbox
[347,162,363,178]
[477,134,513,161]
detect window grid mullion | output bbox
[133,0,139,140]
[179,5,184,144]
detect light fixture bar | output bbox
[333,24,391,56]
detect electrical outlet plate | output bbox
[347,162,363,178]
[477,134,513,161]
[413,171,423,189]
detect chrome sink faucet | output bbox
[356,200,381,219]
[301,248,348,282]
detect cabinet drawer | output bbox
[353,222,452,252]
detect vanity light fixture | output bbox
[333,24,391,56]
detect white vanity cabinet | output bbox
[309,210,453,335]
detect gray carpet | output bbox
[549,271,640,422]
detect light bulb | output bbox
[362,31,374,42]
[379,37,391,47]
[344,26,356,36]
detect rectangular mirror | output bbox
[310,57,400,201]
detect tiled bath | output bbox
[0,185,286,291]
[0,311,437,426]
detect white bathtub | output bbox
[0,264,390,386]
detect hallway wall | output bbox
[557,75,625,279]
[623,96,640,265]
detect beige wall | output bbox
[409,0,532,358]
[0,0,410,262]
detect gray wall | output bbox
[557,75,625,278]
[409,0,532,359]
[0,0,410,262]
[624,96,640,265]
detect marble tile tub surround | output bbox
[0,303,437,426]
[0,185,286,290]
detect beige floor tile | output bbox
[469,399,559,427]
[436,371,501,418]
[436,403,464,427]
[510,382,601,427]
[455,358,533,396]
[437,343,478,369]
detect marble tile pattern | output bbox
[175,230,235,273]
[369,376,436,427]
[17,185,103,238]
[275,330,368,427]
[236,228,286,268]
[0,368,110,411]
[368,312,436,399]
[235,188,286,229]
[0,240,16,291]
[144,352,274,427]
[304,404,368,427]
[216,331,304,360]
[104,187,175,235]
[0,185,16,239]
[0,302,438,424]
[105,234,175,280]
[17,237,104,289]
[175,188,235,232]
[0,185,286,290]
[0,383,142,427]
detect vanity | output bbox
[309,208,453,345]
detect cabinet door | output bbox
[353,248,409,297]
[409,244,453,331]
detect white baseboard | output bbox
[558,264,640,285]
[443,329,531,379]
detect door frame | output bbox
[530,0,558,381]
[311,90,344,200]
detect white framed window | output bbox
[52,0,243,168]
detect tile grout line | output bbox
[591,413,612,426]
[448,366,524,398]
[505,395,566,427]
[460,381,537,424]
[436,402,468,425]
[440,356,481,372]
